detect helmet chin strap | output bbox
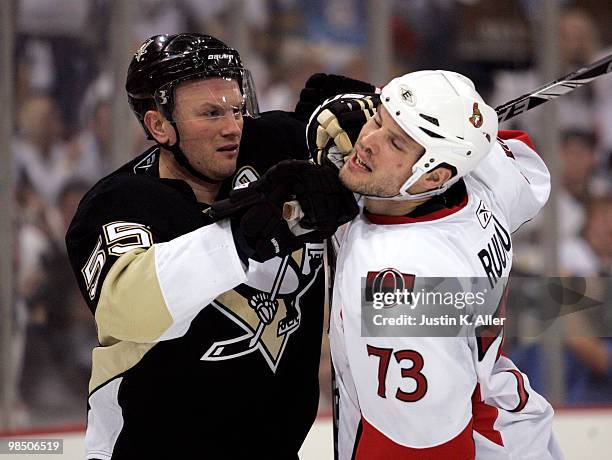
[364,167,457,202]
[163,121,222,184]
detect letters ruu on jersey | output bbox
[477,214,512,289]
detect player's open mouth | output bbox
[217,144,239,154]
[352,151,372,172]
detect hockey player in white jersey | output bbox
[308,71,563,459]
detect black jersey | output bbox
[66,112,325,459]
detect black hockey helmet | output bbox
[126,33,259,139]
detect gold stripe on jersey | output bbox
[96,247,173,344]
[292,248,304,268]
[89,341,156,393]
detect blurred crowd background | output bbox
[2,0,612,430]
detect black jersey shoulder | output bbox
[240,111,309,166]
[65,149,209,314]
[68,146,203,241]
[219,111,308,198]
[68,178,204,258]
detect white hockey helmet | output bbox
[375,70,498,201]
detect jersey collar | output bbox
[136,146,207,206]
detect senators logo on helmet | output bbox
[469,102,484,128]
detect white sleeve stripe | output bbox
[155,219,247,341]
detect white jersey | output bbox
[330,131,563,459]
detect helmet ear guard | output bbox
[372,70,498,201]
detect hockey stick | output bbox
[281,55,612,222]
[248,255,289,347]
[206,54,612,224]
[496,53,612,123]
[283,54,612,221]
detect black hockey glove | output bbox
[288,162,359,236]
[208,160,358,263]
[221,165,302,264]
[306,93,380,170]
[294,73,377,122]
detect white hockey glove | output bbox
[306,93,380,170]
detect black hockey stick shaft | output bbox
[496,53,612,123]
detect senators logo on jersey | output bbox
[365,268,415,305]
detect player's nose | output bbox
[220,112,242,137]
[358,129,379,157]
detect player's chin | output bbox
[339,167,364,193]
[215,149,239,162]
[210,158,238,180]
[340,170,392,197]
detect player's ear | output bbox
[144,110,175,145]
[422,166,453,190]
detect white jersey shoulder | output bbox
[467,131,550,233]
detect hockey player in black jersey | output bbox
[65,33,366,459]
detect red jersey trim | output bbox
[355,416,475,459]
[497,130,537,153]
[472,384,504,447]
[506,369,530,413]
[365,194,469,225]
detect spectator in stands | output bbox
[557,129,607,243]
[257,39,323,112]
[562,194,612,277]
[560,195,612,403]
[512,129,604,273]
[14,91,115,213]
[13,93,69,210]
[512,195,612,403]
[17,0,97,135]
[72,97,113,182]
[562,130,599,202]
[18,180,95,420]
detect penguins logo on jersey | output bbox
[133,149,158,174]
[201,244,323,371]
[201,166,323,371]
